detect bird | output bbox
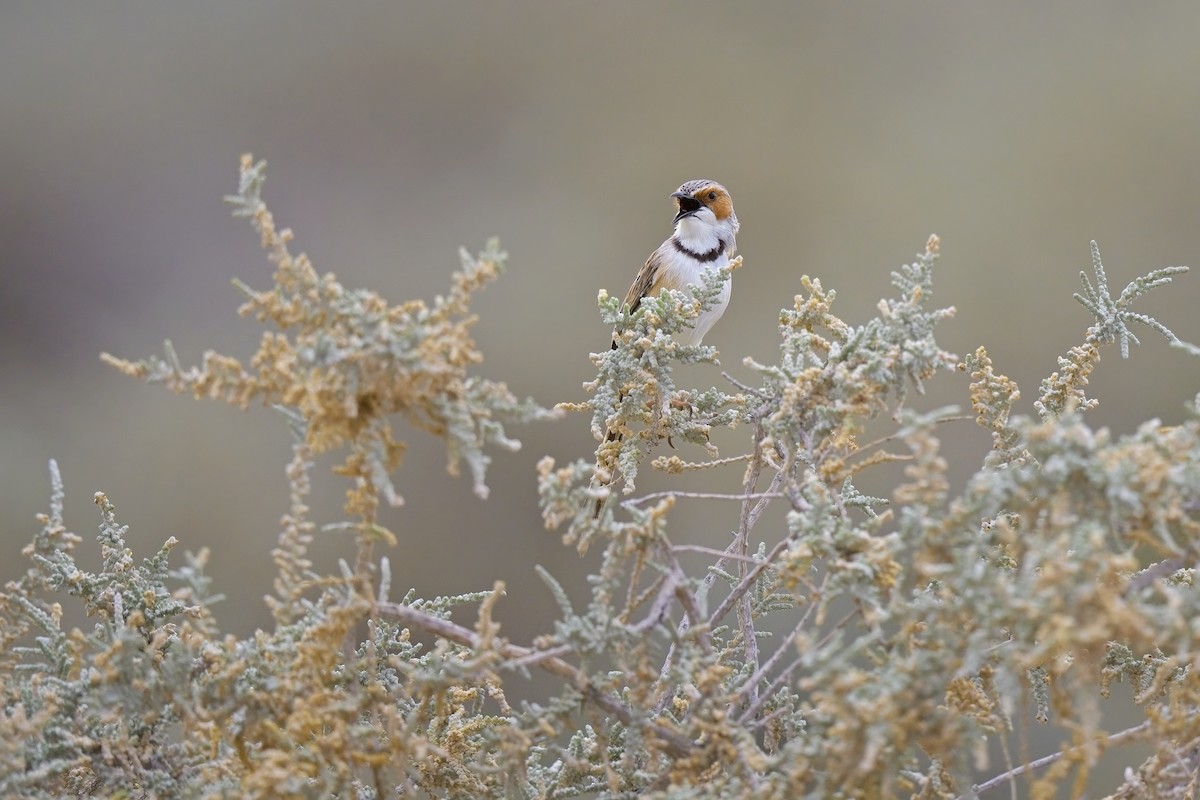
[593,179,739,517]
[617,179,740,348]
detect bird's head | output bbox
[671,180,739,241]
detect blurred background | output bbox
[3,1,1198,786]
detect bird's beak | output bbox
[672,191,701,223]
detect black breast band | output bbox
[671,237,726,263]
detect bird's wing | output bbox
[610,249,663,351]
[623,246,666,314]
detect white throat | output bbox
[675,215,725,254]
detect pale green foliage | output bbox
[1036,239,1199,419]
[4,160,1200,799]
[1075,239,1197,360]
[1,467,224,798]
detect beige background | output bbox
[2,2,1196,783]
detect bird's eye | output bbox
[707,191,718,201]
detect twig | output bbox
[743,651,806,729]
[375,600,696,759]
[621,560,660,624]
[732,581,823,716]
[732,421,773,709]
[736,586,759,704]
[652,461,786,710]
[670,564,712,656]
[647,534,714,657]
[626,490,783,506]
[960,720,1151,799]
[706,531,794,631]
[722,370,766,397]
[654,453,760,474]
[1124,557,1186,596]
[650,558,724,712]
[845,413,974,460]
[507,644,575,670]
[672,544,773,564]
[741,607,861,727]
[628,572,679,635]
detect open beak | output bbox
[672,191,701,223]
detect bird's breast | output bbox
[653,244,732,347]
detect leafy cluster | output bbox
[3,157,1200,799]
[102,155,552,527]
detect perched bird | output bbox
[594,180,740,516]
[617,179,740,348]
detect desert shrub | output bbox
[3,155,1199,799]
